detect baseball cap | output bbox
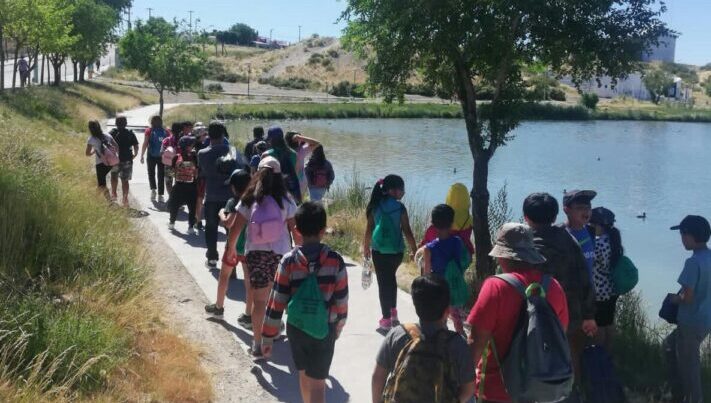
[178,135,196,149]
[267,126,284,142]
[489,223,546,265]
[258,156,281,173]
[590,207,615,227]
[563,189,597,207]
[670,215,711,243]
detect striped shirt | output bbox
[262,244,348,346]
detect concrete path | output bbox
[109,104,419,403]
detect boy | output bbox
[109,116,139,207]
[262,202,348,403]
[417,204,470,335]
[666,215,711,403]
[468,223,569,403]
[523,193,596,392]
[562,189,597,278]
[372,274,475,403]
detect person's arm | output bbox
[132,143,139,160]
[468,325,493,370]
[327,161,335,189]
[85,143,94,157]
[371,364,388,403]
[401,208,417,260]
[224,213,247,260]
[421,246,432,275]
[287,217,301,246]
[674,259,700,305]
[363,212,375,259]
[140,130,149,163]
[262,257,291,356]
[572,239,597,336]
[292,134,321,151]
[331,257,349,338]
[676,286,695,304]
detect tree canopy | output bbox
[214,22,258,46]
[343,0,668,278]
[119,18,207,116]
[643,67,675,103]
[69,0,120,81]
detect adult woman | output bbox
[305,145,334,202]
[85,120,119,199]
[285,131,321,203]
[590,206,624,350]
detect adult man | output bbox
[244,126,265,160]
[18,57,30,87]
[197,121,232,269]
[468,223,569,403]
[109,116,139,207]
[523,192,596,398]
[373,275,475,403]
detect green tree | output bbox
[119,18,206,116]
[705,77,711,98]
[343,0,668,279]
[642,68,674,104]
[69,0,119,81]
[229,23,258,46]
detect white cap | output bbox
[258,156,281,173]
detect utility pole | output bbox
[127,7,132,30]
[269,28,273,45]
[247,63,251,97]
[298,25,301,42]
[147,8,153,19]
[188,10,194,31]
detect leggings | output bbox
[147,155,165,195]
[169,182,197,227]
[372,251,403,319]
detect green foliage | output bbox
[215,23,258,46]
[205,61,248,83]
[549,88,566,102]
[580,92,600,109]
[659,62,699,84]
[328,81,366,97]
[327,49,340,58]
[258,76,318,90]
[69,0,119,72]
[119,18,207,114]
[205,83,224,92]
[704,77,711,98]
[526,74,562,101]
[701,63,711,71]
[643,68,675,104]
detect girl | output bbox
[205,169,253,327]
[420,183,475,255]
[223,156,301,357]
[85,120,119,199]
[285,131,321,202]
[168,136,198,234]
[590,206,624,350]
[161,122,182,197]
[193,125,209,231]
[363,175,418,330]
[305,145,335,202]
[140,115,169,202]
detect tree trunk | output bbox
[40,54,45,85]
[158,88,164,117]
[12,47,18,89]
[72,61,78,82]
[52,60,62,86]
[214,41,218,57]
[0,25,4,92]
[79,62,86,82]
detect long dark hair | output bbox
[306,145,326,168]
[241,167,287,209]
[88,120,103,138]
[606,225,624,268]
[366,174,405,217]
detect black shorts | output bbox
[95,163,112,187]
[286,324,336,380]
[595,296,619,327]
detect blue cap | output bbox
[267,126,284,141]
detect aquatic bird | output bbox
[454,168,457,174]
[597,157,601,161]
[637,212,647,219]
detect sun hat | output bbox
[489,223,546,264]
[563,189,597,207]
[258,156,281,173]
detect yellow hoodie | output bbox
[446,183,473,230]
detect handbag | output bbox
[658,293,678,324]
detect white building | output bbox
[641,35,677,63]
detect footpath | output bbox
[110,104,418,403]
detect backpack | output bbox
[148,128,166,158]
[272,149,300,200]
[310,165,331,188]
[287,253,330,340]
[491,274,573,403]
[611,255,638,295]
[99,137,119,166]
[174,155,196,183]
[162,145,176,166]
[248,196,284,244]
[382,324,459,403]
[372,204,403,254]
[582,345,625,403]
[443,239,469,307]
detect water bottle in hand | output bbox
[361,256,373,290]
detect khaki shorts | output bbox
[110,161,133,181]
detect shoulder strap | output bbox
[403,323,421,341]
[494,274,526,298]
[541,274,552,293]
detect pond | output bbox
[226,118,711,319]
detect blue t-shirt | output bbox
[677,248,711,331]
[250,155,260,168]
[568,226,595,280]
[426,236,464,276]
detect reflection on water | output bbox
[227,118,711,319]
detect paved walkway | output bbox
[110,104,419,403]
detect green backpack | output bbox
[612,255,638,295]
[444,239,470,307]
[372,204,403,254]
[287,257,329,340]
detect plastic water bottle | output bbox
[361,256,373,290]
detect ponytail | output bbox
[607,225,624,268]
[366,174,405,217]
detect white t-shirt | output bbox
[87,134,116,165]
[237,196,297,255]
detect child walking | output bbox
[417,204,471,335]
[204,169,253,326]
[363,175,417,331]
[262,201,348,403]
[223,156,300,357]
[168,136,198,233]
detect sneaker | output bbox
[237,314,252,327]
[110,193,118,202]
[204,303,224,317]
[196,221,204,231]
[158,195,165,203]
[379,317,392,330]
[390,308,400,326]
[187,226,196,235]
[168,222,175,231]
[205,260,218,270]
[250,342,263,358]
[150,189,157,200]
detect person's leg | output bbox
[156,159,165,196]
[147,156,157,191]
[305,375,326,403]
[567,325,585,390]
[299,371,311,403]
[664,328,684,402]
[121,179,130,206]
[242,261,253,314]
[186,185,197,228]
[215,262,235,308]
[676,326,708,403]
[372,251,394,319]
[384,253,402,314]
[251,285,271,346]
[204,201,221,261]
[96,164,111,199]
[110,169,119,199]
[165,168,173,194]
[168,184,182,224]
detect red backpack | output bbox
[174,155,196,183]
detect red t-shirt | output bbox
[466,269,569,402]
[420,225,475,254]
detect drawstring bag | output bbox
[444,239,469,307]
[287,258,329,340]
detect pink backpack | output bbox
[100,138,119,166]
[248,196,284,244]
[162,145,176,166]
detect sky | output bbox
[129,0,710,66]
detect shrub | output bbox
[328,81,366,98]
[258,76,318,90]
[549,87,567,101]
[308,53,324,65]
[321,58,332,68]
[580,92,600,109]
[327,49,339,58]
[205,83,224,92]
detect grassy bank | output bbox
[0,84,210,401]
[166,101,711,123]
[325,177,711,400]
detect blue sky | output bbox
[129,0,710,66]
